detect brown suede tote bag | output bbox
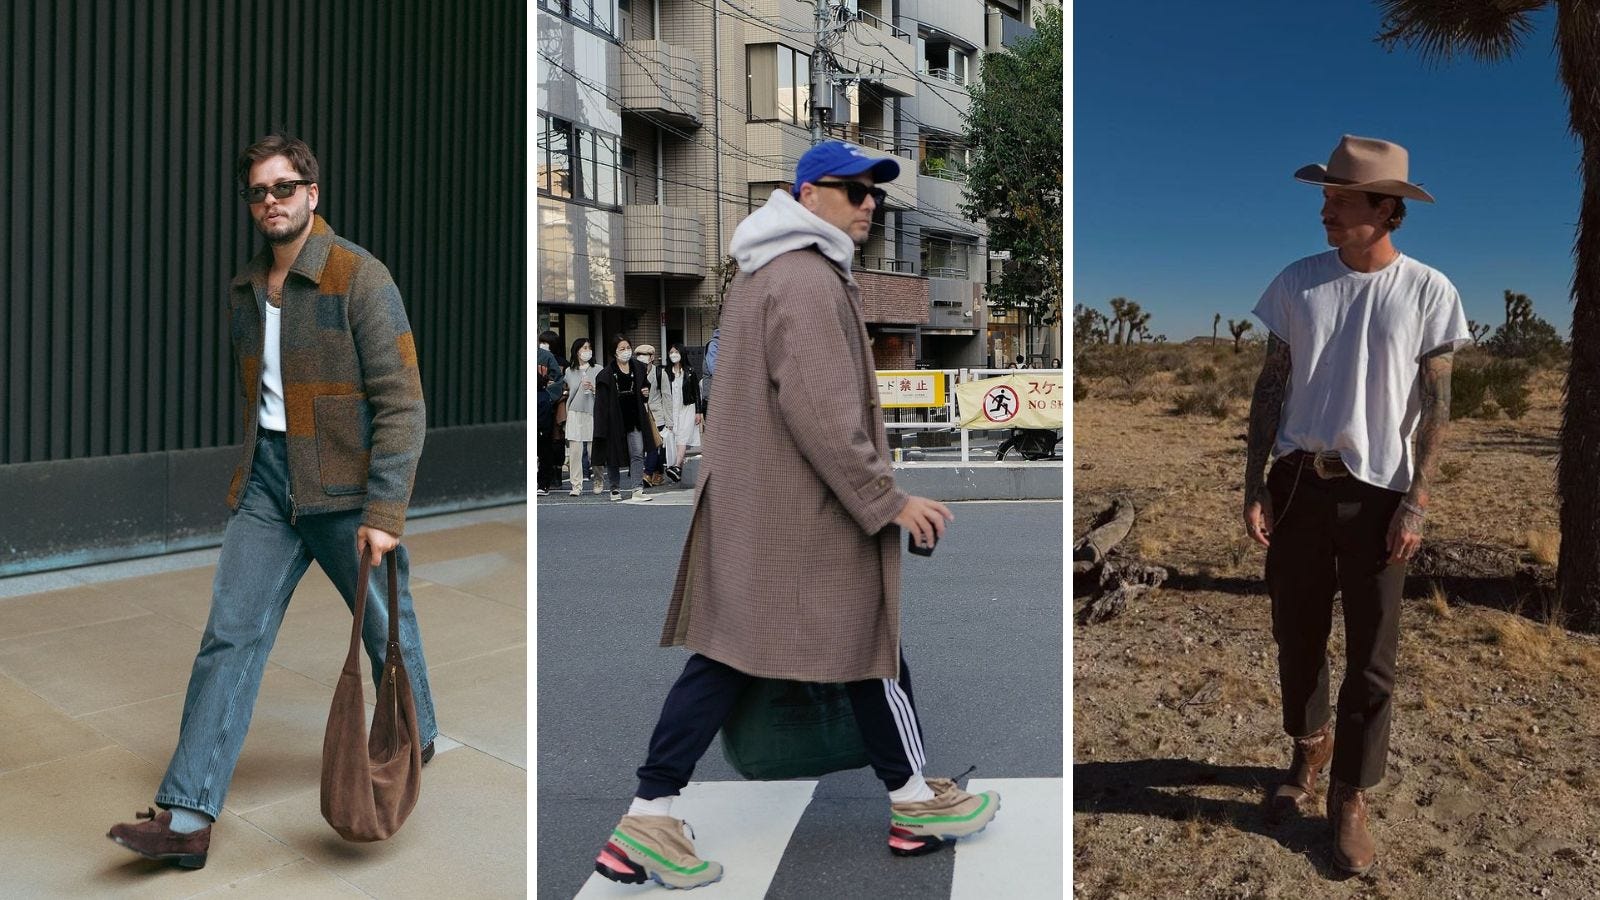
[321,552,422,842]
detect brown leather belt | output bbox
[1285,449,1350,479]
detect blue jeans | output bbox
[605,429,646,490]
[155,432,438,819]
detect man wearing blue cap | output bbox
[591,142,998,890]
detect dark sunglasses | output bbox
[238,180,314,203]
[811,180,887,208]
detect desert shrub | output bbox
[1175,363,1218,386]
[1485,316,1565,365]
[1437,459,1466,484]
[1146,345,1187,373]
[1451,364,1491,419]
[1073,374,1088,402]
[1101,346,1157,388]
[1486,360,1533,419]
[1173,385,1232,419]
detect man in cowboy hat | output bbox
[1242,135,1471,875]
[589,140,996,890]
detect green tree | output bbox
[964,4,1063,350]
[1377,1,1600,627]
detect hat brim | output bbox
[1294,164,1435,203]
[825,156,901,184]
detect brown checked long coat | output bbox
[659,247,909,682]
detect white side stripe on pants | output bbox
[883,678,927,773]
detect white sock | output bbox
[166,806,212,833]
[889,774,935,804]
[629,795,675,818]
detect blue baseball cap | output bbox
[791,141,900,196]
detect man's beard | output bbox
[258,205,312,245]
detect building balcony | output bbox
[837,12,919,98]
[916,174,983,236]
[986,7,1036,52]
[910,76,971,136]
[623,205,705,278]
[903,0,986,48]
[620,40,702,129]
[928,276,982,330]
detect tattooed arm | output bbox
[1388,348,1453,562]
[1243,333,1292,546]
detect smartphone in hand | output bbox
[908,531,936,557]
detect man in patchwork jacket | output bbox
[108,134,438,868]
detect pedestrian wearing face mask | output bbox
[563,338,604,496]
[593,335,658,502]
[636,344,669,487]
[660,345,703,483]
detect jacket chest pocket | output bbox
[313,393,372,495]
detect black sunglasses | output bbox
[811,180,887,208]
[238,180,315,203]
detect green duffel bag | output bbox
[718,678,870,780]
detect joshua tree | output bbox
[1504,289,1534,325]
[1228,318,1254,353]
[1108,297,1131,346]
[1468,319,1492,343]
[1130,310,1153,343]
[1378,1,1600,627]
[1213,312,1222,345]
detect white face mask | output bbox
[578,348,592,362]
[617,349,632,363]
[538,342,549,351]
[669,352,682,364]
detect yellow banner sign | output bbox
[956,374,1065,429]
[876,371,947,408]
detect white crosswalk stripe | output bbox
[576,777,1062,899]
[950,778,1064,900]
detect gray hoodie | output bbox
[729,189,856,275]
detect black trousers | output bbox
[535,422,560,490]
[636,652,926,800]
[1265,455,1407,789]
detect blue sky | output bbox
[1074,2,1580,342]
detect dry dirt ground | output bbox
[1072,345,1600,899]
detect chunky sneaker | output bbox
[595,815,724,890]
[107,807,210,869]
[665,465,683,483]
[569,486,582,497]
[887,778,1001,856]
[610,490,623,502]
[633,486,654,502]
[594,478,605,495]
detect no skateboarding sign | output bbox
[981,384,1020,424]
[955,374,1065,430]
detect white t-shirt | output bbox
[1252,250,1471,492]
[259,301,288,432]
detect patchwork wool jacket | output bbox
[226,215,425,535]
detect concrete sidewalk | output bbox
[0,503,526,899]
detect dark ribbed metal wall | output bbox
[0,0,526,466]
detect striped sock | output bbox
[889,774,935,804]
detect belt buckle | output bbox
[1312,453,1343,479]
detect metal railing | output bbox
[879,368,1064,463]
[860,255,915,274]
[854,9,914,42]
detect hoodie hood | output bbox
[729,189,856,275]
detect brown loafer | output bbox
[1327,779,1377,876]
[107,807,209,869]
[1268,721,1333,818]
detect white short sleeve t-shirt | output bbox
[259,302,288,432]
[1251,251,1471,493]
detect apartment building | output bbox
[536,0,1053,369]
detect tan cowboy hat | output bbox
[634,343,657,356]
[1294,135,1435,203]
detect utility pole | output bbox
[810,0,834,144]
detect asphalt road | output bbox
[534,498,1064,899]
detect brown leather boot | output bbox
[1327,779,1376,875]
[107,807,210,869]
[1269,721,1333,818]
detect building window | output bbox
[919,37,973,85]
[747,44,810,126]
[922,235,975,279]
[538,113,621,210]
[540,0,618,40]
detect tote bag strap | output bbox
[345,553,404,676]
